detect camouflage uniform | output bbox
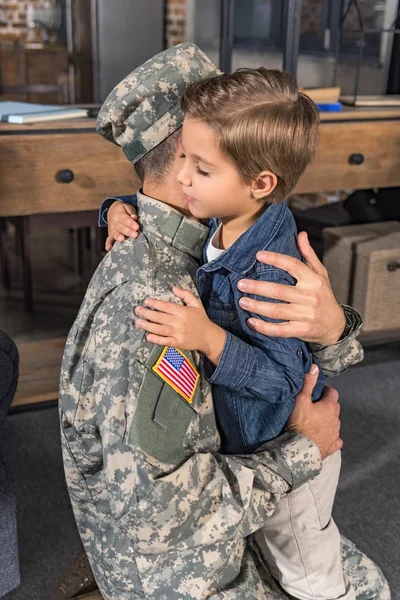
[59,43,390,599]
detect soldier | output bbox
[59,43,390,599]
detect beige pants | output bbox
[253,451,356,600]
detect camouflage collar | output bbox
[137,191,209,260]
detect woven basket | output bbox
[352,232,400,333]
[323,221,400,305]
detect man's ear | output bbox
[250,171,278,201]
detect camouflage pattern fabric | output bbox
[310,305,364,377]
[59,193,389,599]
[96,42,221,165]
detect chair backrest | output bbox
[0,39,69,104]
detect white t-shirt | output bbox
[205,224,226,263]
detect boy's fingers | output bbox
[136,319,173,337]
[109,230,126,243]
[123,204,137,217]
[146,334,174,346]
[120,216,139,230]
[144,297,182,314]
[105,237,115,251]
[114,223,138,238]
[134,306,171,325]
[173,287,200,307]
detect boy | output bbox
[115,68,355,600]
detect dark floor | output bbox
[1,228,400,600]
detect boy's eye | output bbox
[196,165,209,177]
[179,152,186,159]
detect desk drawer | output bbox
[0,131,139,216]
[294,119,400,194]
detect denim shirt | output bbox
[99,195,325,454]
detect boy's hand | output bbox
[135,286,226,365]
[105,202,140,251]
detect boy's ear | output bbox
[250,171,278,200]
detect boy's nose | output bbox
[178,164,192,188]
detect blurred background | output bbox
[0,0,398,105]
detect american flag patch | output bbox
[152,346,199,404]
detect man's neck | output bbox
[142,179,192,217]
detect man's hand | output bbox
[135,287,226,365]
[237,231,345,345]
[105,202,140,251]
[288,365,342,460]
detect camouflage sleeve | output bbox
[310,305,364,378]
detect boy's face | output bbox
[177,118,259,221]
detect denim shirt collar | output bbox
[201,201,287,274]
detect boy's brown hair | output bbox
[181,68,319,203]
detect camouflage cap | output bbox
[96,42,221,164]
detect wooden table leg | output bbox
[19,216,33,313]
[0,218,11,290]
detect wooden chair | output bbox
[0,39,69,104]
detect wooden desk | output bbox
[3,108,400,405]
[0,118,140,217]
[294,106,400,194]
[1,107,400,217]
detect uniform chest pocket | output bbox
[206,301,238,329]
[128,346,200,468]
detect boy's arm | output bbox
[204,268,324,405]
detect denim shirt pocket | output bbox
[206,300,238,330]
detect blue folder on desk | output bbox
[0,101,88,124]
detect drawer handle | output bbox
[348,153,364,165]
[58,169,75,183]
[387,262,400,272]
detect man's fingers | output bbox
[246,318,310,339]
[327,438,344,457]
[254,250,312,282]
[238,280,311,305]
[297,231,327,278]
[241,298,312,322]
[298,365,320,400]
[320,384,339,405]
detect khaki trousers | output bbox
[254,451,356,600]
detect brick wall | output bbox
[1,0,187,46]
[0,0,52,40]
[166,0,186,48]
[301,0,323,35]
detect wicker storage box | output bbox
[352,232,400,333]
[323,221,400,305]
